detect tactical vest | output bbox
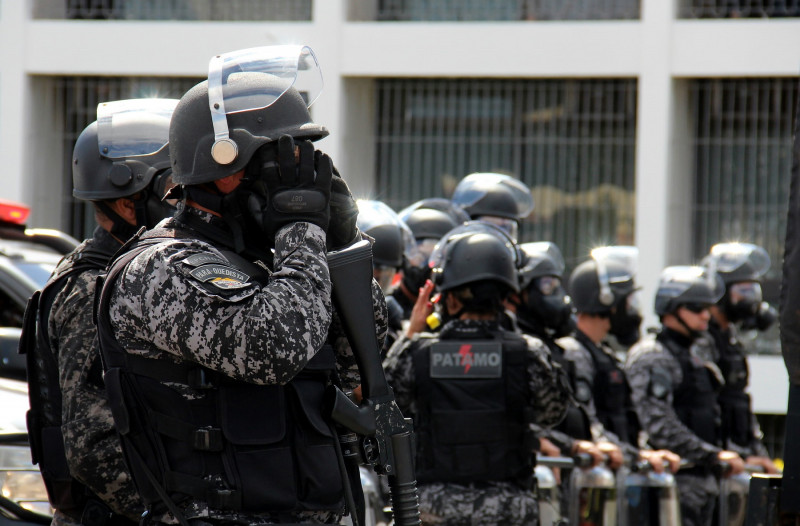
[410,326,536,487]
[575,331,640,446]
[19,241,120,522]
[710,325,753,448]
[545,338,592,441]
[96,227,344,518]
[659,332,722,447]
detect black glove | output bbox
[260,135,331,235]
[318,150,359,250]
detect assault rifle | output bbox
[326,240,421,526]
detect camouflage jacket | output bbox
[48,226,144,521]
[107,209,386,523]
[624,331,721,465]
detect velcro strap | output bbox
[123,353,217,389]
[164,470,242,510]
[151,412,224,452]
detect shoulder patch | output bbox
[182,253,229,268]
[574,378,593,404]
[648,366,672,400]
[430,341,503,378]
[189,263,250,290]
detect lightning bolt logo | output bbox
[459,344,474,373]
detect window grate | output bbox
[375,78,638,270]
[679,0,800,18]
[349,0,640,21]
[52,76,201,239]
[34,0,312,21]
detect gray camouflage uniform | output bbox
[384,319,571,526]
[625,332,722,526]
[107,209,386,524]
[47,226,144,525]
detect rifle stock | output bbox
[327,240,421,526]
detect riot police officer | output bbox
[383,227,571,525]
[450,172,534,241]
[391,206,459,320]
[558,247,680,471]
[625,265,745,526]
[701,242,778,474]
[94,46,386,526]
[23,98,178,526]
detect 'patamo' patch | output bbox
[189,263,251,290]
[430,341,503,379]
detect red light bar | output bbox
[0,199,31,225]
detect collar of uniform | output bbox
[91,224,124,255]
[659,327,695,349]
[439,318,501,339]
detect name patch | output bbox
[189,263,250,290]
[430,341,503,378]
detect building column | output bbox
[635,0,689,329]
[0,0,32,204]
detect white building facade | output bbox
[1,0,797,453]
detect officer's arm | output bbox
[120,224,332,385]
[524,336,572,428]
[625,350,720,465]
[382,338,415,416]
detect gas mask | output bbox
[609,291,643,346]
[723,281,763,324]
[519,276,574,337]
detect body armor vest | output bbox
[20,240,115,516]
[96,226,344,518]
[659,332,722,447]
[574,331,640,446]
[410,325,536,487]
[544,338,592,441]
[709,323,753,448]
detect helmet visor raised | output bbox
[96,98,178,159]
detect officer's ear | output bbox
[112,197,137,226]
[444,291,462,316]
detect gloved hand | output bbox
[260,135,331,235]
[318,151,359,250]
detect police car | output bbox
[0,200,78,523]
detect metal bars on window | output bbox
[688,78,797,353]
[349,0,640,21]
[34,0,312,21]
[53,76,201,239]
[679,0,800,18]
[375,78,638,269]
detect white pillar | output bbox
[0,0,32,204]
[634,0,686,330]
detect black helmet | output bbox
[518,241,566,289]
[356,200,413,269]
[654,265,725,316]
[72,98,177,200]
[569,246,639,315]
[169,45,328,185]
[429,222,520,293]
[451,172,534,221]
[403,208,460,241]
[398,197,470,226]
[703,242,771,323]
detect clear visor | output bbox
[728,281,763,305]
[708,242,771,278]
[626,290,642,316]
[428,220,522,273]
[659,265,725,303]
[591,245,638,278]
[356,200,416,258]
[207,45,323,148]
[452,172,535,218]
[475,215,519,241]
[536,276,562,296]
[374,266,397,294]
[520,241,566,275]
[407,238,439,268]
[96,98,178,158]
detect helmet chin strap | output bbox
[96,200,137,242]
[675,309,701,340]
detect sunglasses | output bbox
[682,303,710,314]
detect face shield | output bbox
[96,98,177,159]
[475,215,519,241]
[206,45,323,165]
[708,242,770,281]
[451,172,534,221]
[590,246,638,308]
